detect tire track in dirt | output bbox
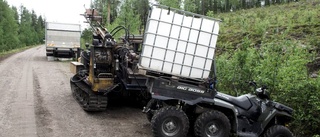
[0,45,153,137]
[33,70,54,137]
[0,47,38,137]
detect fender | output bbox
[260,109,292,130]
[213,98,239,116]
[214,98,240,133]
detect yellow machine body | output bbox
[88,50,114,92]
[89,77,114,92]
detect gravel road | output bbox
[0,45,152,137]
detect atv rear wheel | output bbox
[151,106,189,137]
[147,111,154,122]
[145,99,166,122]
[146,99,157,122]
[194,110,230,137]
[262,125,293,137]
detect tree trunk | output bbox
[266,0,270,6]
[226,0,230,12]
[242,0,246,9]
[209,0,212,11]
[202,0,205,15]
[214,0,217,14]
[107,0,111,24]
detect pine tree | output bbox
[0,0,20,51]
[19,5,39,46]
[184,0,197,13]
[37,16,45,43]
[132,0,149,34]
[113,0,141,35]
[81,28,92,43]
[11,6,19,24]
[92,0,121,25]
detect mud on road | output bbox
[0,45,152,137]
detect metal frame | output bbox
[140,4,221,79]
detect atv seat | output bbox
[216,93,252,110]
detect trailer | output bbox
[45,22,81,59]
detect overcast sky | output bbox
[6,0,92,29]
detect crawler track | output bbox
[70,76,108,112]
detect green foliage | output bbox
[184,0,197,13]
[214,1,320,136]
[211,1,320,50]
[19,6,41,46]
[81,28,92,43]
[81,28,92,48]
[91,0,121,25]
[157,0,181,9]
[0,1,44,53]
[217,40,320,136]
[131,0,149,33]
[106,0,141,38]
[0,0,20,51]
[36,16,45,43]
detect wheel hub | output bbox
[208,124,218,134]
[162,118,180,136]
[165,121,177,132]
[205,122,219,136]
[164,121,177,132]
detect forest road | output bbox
[0,45,152,137]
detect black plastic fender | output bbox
[260,109,293,131]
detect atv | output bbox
[143,77,294,137]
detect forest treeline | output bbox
[81,0,297,42]
[0,0,45,52]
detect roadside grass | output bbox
[0,45,40,61]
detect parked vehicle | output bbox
[45,22,81,59]
[141,5,294,137]
[144,79,294,137]
[70,9,149,111]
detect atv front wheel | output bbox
[151,106,189,137]
[194,110,230,137]
[262,125,293,137]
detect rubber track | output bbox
[71,80,108,111]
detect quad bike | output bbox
[143,77,294,137]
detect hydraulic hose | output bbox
[70,73,86,83]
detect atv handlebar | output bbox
[248,81,257,89]
[247,81,270,100]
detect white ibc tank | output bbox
[140,5,221,79]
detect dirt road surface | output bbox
[0,45,152,137]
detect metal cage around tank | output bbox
[139,4,221,79]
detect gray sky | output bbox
[6,0,92,29]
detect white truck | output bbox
[45,22,81,58]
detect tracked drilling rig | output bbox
[70,9,149,111]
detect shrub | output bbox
[216,40,320,136]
